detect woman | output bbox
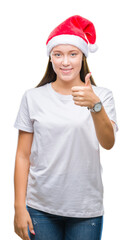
[13,15,118,240]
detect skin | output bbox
[50,44,85,94]
[14,44,116,240]
[14,131,34,240]
[50,44,116,149]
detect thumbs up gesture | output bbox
[71,73,100,109]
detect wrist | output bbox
[88,95,101,109]
[87,96,102,113]
[14,203,26,210]
[92,95,101,107]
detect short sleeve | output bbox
[13,90,34,133]
[100,89,119,133]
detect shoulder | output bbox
[25,83,49,99]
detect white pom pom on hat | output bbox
[89,43,98,53]
[46,15,98,58]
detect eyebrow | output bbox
[53,50,78,53]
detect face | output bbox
[50,44,83,83]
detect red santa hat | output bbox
[46,15,98,58]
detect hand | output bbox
[71,73,100,108]
[14,206,35,240]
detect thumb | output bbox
[85,72,92,87]
[28,218,35,235]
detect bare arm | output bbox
[91,105,115,150]
[14,130,33,208]
[14,130,35,239]
[71,73,117,150]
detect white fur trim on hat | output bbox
[47,34,88,57]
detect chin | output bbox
[59,75,72,80]
[60,74,78,81]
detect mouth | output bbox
[60,68,73,74]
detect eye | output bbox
[54,53,61,57]
[71,53,77,56]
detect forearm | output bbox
[91,105,115,150]
[14,155,30,209]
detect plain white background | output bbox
[0,0,131,239]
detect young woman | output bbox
[13,15,118,240]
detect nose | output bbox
[62,55,70,66]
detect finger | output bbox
[74,101,84,106]
[22,227,31,240]
[28,218,35,235]
[85,72,91,80]
[85,73,91,82]
[71,86,85,91]
[73,96,84,101]
[72,91,84,97]
[15,229,23,240]
[85,72,92,86]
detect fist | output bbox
[71,73,100,108]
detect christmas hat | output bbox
[46,15,98,58]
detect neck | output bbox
[51,78,85,95]
[55,77,85,88]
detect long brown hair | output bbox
[35,54,97,88]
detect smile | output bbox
[60,68,73,74]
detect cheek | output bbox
[72,56,82,66]
[51,62,59,73]
[73,59,82,71]
[51,60,60,73]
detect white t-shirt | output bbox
[14,82,119,218]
